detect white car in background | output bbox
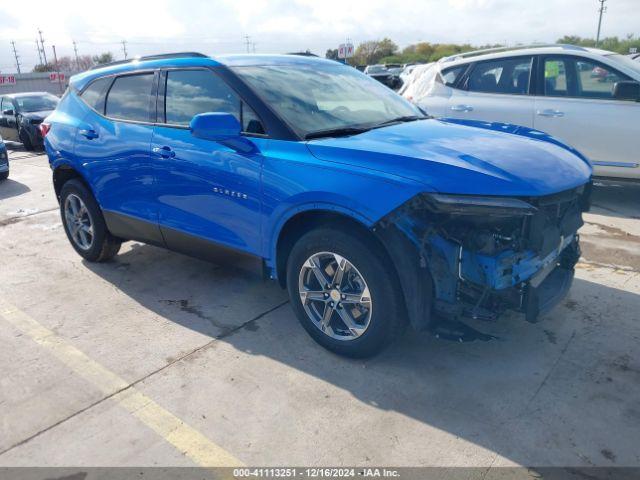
[403,45,640,180]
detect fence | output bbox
[0,72,73,96]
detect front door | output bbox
[152,68,265,254]
[534,55,640,177]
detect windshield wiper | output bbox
[373,115,426,129]
[304,126,372,140]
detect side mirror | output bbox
[613,81,640,101]
[2,109,15,116]
[190,112,241,141]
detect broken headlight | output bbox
[423,193,537,217]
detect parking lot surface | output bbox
[1,145,639,471]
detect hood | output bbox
[19,110,54,121]
[306,119,592,197]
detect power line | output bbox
[10,40,21,74]
[596,0,607,47]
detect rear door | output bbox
[534,55,640,177]
[446,56,535,127]
[74,72,162,243]
[151,68,265,254]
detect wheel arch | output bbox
[52,163,93,201]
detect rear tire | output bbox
[0,170,8,181]
[59,179,121,262]
[286,227,405,358]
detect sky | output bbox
[1,0,639,72]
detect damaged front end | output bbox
[374,183,592,332]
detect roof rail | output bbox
[89,52,209,70]
[440,44,589,63]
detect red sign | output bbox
[0,75,16,86]
[49,72,65,83]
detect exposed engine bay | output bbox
[374,182,592,336]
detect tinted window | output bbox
[15,94,59,112]
[106,74,154,122]
[441,66,466,87]
[575,59,630,99]
[0,97,10,112]
[81,77,111,112]
[165,70,240,125]
[468,57,533,94]
[241,103,265,134]
[544,58,570,96]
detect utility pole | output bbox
[73,40,80,71]
[121,40,128,59]
[596,0,607,47]
[10,41,21,74]
[243,35,251,53]
[252,42,257,53]
[52,45,64,94]
[35,39,43,65]
[38,28,48,64]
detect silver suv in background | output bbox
[403,45,640,181]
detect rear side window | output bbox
[165,69,240,126]
[543,58,570,96]
[467,57,533,94]
[106,74,154,122]
[440,66,466,87]
[80,77,111,112]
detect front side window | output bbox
[106,73,154,122]
[81,77,111,112]
[232,62,422,138]
[575,59,630,99]
[467,57,533,94]
[165,69,240,126]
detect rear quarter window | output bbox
[80,77,111,113]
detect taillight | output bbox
[39,123,51,137]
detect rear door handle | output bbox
[451,104,474,112]
[79,129,98,139]
[536,109,564,118]
[152,146,176,158]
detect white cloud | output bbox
[0,0,638,71]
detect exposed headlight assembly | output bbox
[423,193,537,217]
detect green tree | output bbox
[92,52,115,65]
[353,38,398,65]
[325,48,339,60]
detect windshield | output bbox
[605,54,640,77]
[15,94,59,113]
[232,62,422,138]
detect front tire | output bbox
[59,179,121,262]
[286,227,405,358]
[0,170,8,181]
[19,129,34,151]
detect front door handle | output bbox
[79,129,99,140]
[451,104,474,112]
[536,109,564,118]
[152,146,176,158]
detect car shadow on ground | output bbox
[0,179,31,200]
[591,180,640,220]
[82,242,640,466]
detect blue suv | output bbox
[44,52,592,357]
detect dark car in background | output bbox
[0,92,59,151]
[0,134,8,180]
[364,64,403,90]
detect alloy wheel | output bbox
[64,194,94,250]
[298,251,373,341]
